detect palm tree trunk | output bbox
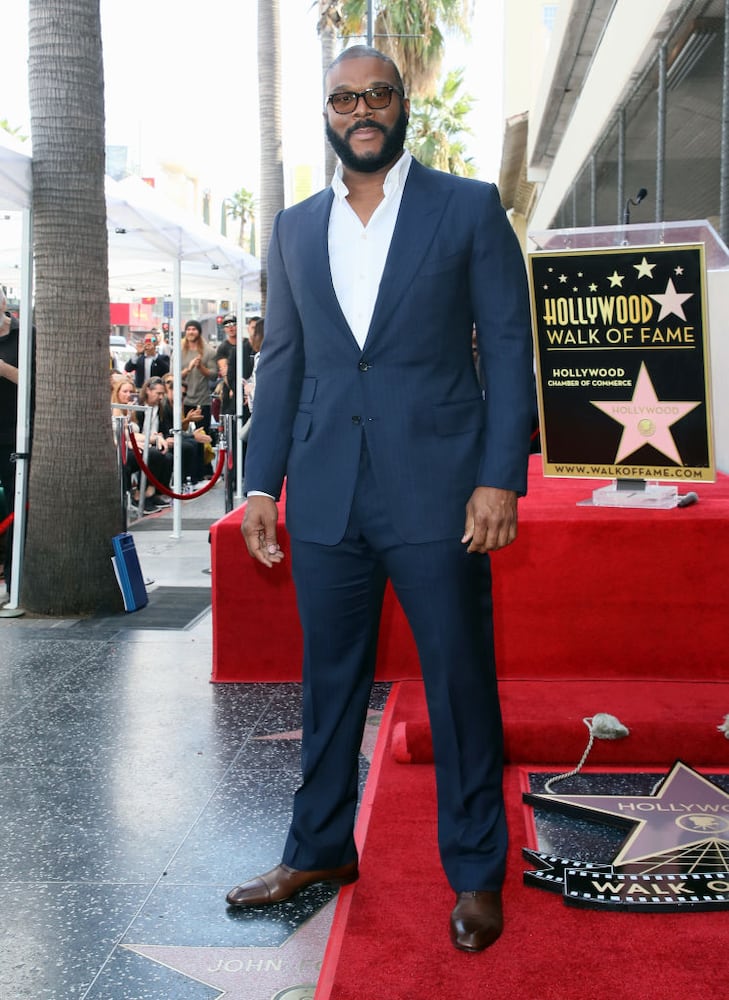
[258,0,285,311]
[24,0,124,614]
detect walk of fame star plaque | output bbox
[522,761,729,911]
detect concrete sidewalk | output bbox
[0,476,391,1000]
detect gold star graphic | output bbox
[634,256,656,279]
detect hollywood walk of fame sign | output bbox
[528,243,715,481]
[523,761,729,911]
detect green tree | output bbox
[1,120,29,143]
[225,187,256,252]
[23,0,123,614]
[258,0,285,310]
[407,68,476,176]
[340,0,471,98]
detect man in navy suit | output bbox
[226,46,535,953]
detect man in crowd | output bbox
[214,314,255,418]
[226,46,535,954]
[125,330,170,388]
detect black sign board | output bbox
[528,244,715,481]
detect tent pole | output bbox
[235,277,245,500]
[170,257,183,539]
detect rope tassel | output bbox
[543,714,630,793]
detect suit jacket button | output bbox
[358,360,369,371]
[351,415,362,424]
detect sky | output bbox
[4,1,505,204]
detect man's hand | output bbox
[462,487,519,553]
[241,495,285,568]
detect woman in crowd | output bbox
[111,376,172,513]
[158,375,210,485]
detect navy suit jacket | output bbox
[246,159,535,545]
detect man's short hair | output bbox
[326,45,405,96]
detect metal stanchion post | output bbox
[113,415,128,533]
[222,414,234,513]
[138,405,155,517]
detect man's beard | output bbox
[326,104,409,173]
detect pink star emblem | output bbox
[648,277,693,321]
[124,899,335,998]
[591,362,701,465]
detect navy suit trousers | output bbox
[283,436,507,892]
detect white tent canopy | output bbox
[0,137,32,302]
[1,166,261,304]
[0,137,32,211]
[106,175,260,300]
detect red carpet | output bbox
[316,683,729,1000]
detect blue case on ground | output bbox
[111,532,148,612]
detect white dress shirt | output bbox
[329,150,412,349]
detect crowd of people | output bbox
[109,314,263,515]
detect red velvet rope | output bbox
[0,511,13,537]
[128,431,226,500]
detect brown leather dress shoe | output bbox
[450,890,504,952]
[226,860,359,907]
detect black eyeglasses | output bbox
[327,85,401,115]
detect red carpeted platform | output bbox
[389,678,729,767]
[210,456,729,683]
[315,682,729,1000]
[209,501,415,682]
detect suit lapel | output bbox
[297,163,450,351]
[299,189,358,346]
[366,161,450,343]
